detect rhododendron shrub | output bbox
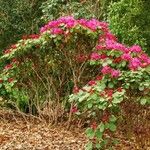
[0,16,150,149]
[69,34,150,148]
[0,16,102,112]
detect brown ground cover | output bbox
[0,109,149,150]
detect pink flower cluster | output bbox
[101,66,112,74]
[92,20,150,71]
[51,28,64,34]
[90,52,108,60]
[105,39,128,52]
[121,53,131,61]
[129,58,142,70]
[2,16,150,87]
[40,16,109,34]
[8,16,149,73]
[130,45,141,53]
[122,52,150,70]
[90,52,101,60]
[101,66,120,78]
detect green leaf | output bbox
[105,123,109,129]
[147,99,150,104]
[98,103,107,110]
[85,142,93,150]
[96,143,101,149]
[96,82,106,91]
[124,83,130,89]
[112,97,123,104]
[95,129,102,139]
[140,98,147,105]
[90,60,96,65]
[99,97,105,102]
[139,86,144,91]
[78,93,90,102]
[90,93,98,100]
[87,103,93,109]
[109,123,117,132]
[100,139,108,146]
[108,82,114,88]
[3,76,8,81]
[99,122,105,132]
[109,115,117,122]
[107,59,113,64]
[75,112,81,115]
[121,61,126,67]
[85,128,95,139]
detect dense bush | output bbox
[107,0,150,53]
[0,0,44,51]
[41,0,112,22]
[68,19,150,149]
[0,16,150,149]
[0,17,102,117]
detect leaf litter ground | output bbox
[0,109,149,150]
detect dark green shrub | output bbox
[41,0,113,22]
[0,0,44,51]
[107,0,150,53]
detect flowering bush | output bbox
[0,16,150,149]
[69,29,150,149]
[0,16,102,114]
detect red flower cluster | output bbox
[73,86,79,94]
[90,122,97,130]
[113,57,122,63]
[8,78,13,83]
[96,75,103,80]
[105,89,113,97]
[12,58,17,63]
[22,34,40,40]
[117,87,123,92]
[88,80,96,86]
[102,114,109,123]
[71,106,78,113]
[0,79,3,83]
[4,49,11,54]
[4,64,13,70]
[10,44,17,49]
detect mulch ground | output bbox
[0,109,149,150]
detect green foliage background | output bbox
[41,0,112,21]
[107,0,150,53]
[0,0,45,51]
[1,0,150,53]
